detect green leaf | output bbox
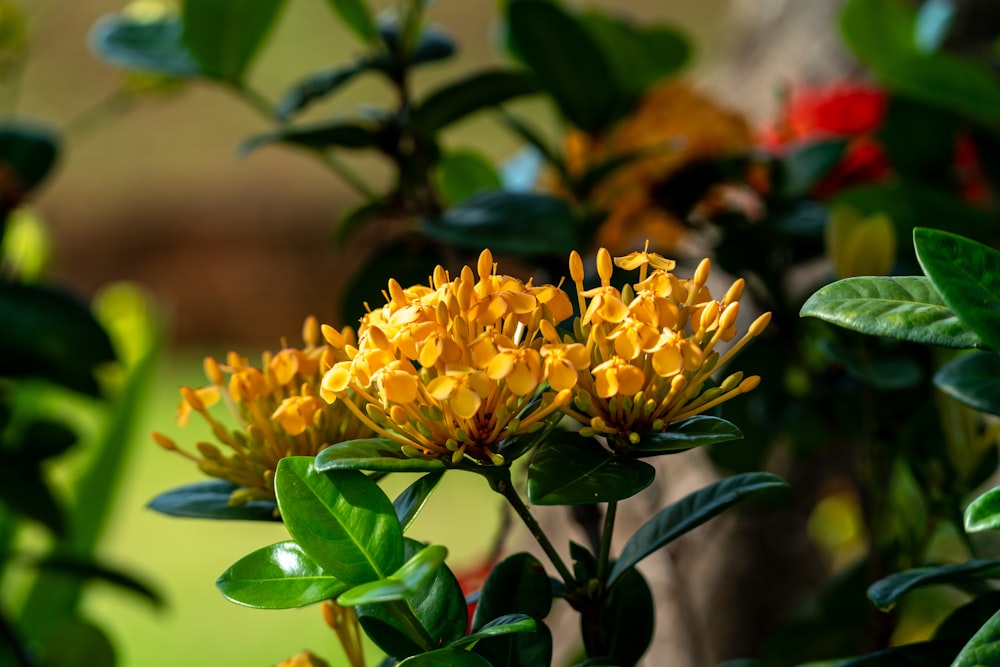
[799,276,981,349]
[630,416,743,456]
[435,151,503,206]
[965,486,1000,533]
[38,616,116,667]
[868,558,1000,611]
[952,609,1000,667]
[449,614,537,648]
[836,640,963,667]
[421,191,577,258]
[337,544,448,606]
[607,472,788,587]
[181,0,287,81]
[358,538,467,660]
[377,19,455,74]
[777,139,849,199]
[323,0,378,44]
[216,541,347,608]
[275,458,404,585]
[915,227,1000,352]
[935,591,1000,641]
[882,53,1000,126]
[0,283,116,396]
[27,554,163,608]
[840,0,918,71]
[275,60,373,121]
[315,438,448,473]
[88,14,199,77]
[394,471,444,532]
[601,566,655,667]
[411,69,540,134]
[507,1,625,132]
[147,480,279,521]
[240,118,383,156]
[0,120,59,206]
[527,432,655,505]
[934,351,1000,416]
[13,419,77,462]
[398,649,493,666]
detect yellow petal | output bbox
[427,375,458,400]
[451,385,482,420]
[380,370,418,404]
[506,361,540,396]
[487,352,515,380]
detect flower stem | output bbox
[384,600,435,652]
[596,501,617,585]
[488,469,576,586]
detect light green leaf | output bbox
[337,544,448,606]
[182,0,287,81]
[217,541,347,608]
[275,458,404,585]
[965,486,1000,533]
[435,151,503,206]
[323,0,378,44]
[800,276,981,349]
[608,473,787,587]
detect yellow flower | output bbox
[557,246,770,446]
[320,249,574,465]
[153,317,373,505]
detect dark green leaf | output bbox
[398,649,493,666]
[421,191,576,257]
[915,0,956,53]
[608,472,788,587]
[840,0,918,71]
[934,591,1000,641]
[878,97,959,183]
[837,640,963,667]
[777,139,849,199]
[16,419,77,461]
[394,471,444,532]
[508,1,625,132]
[337,544,447,606]
[435,151,503,206]
[315,438,448,473]
[147,480,279,521]
[473,622,551,667]
[412,69,540,134]
[182,0,287,81]
[216,540,347,608]
[240,118,383,156]
[28,554,163,607]
[377,19,455,71]
[868,558,1000,611]
[450,614,537,648]
[88,14,199,77]
[0,456,65,536]
[275,458,404,585]
[471,553,552,630]
[358,538,467,660]
[275,60,373,121]
[630,415,742,456]
[915,227,1000,352]
[800,276,981,349]
[882,53,1000,126]
[38,616,116,667]
[965,486,1000,533]
[0,120,59,206]
[934,351,1000,416]
[527,432,654,505]
[0,283,116,396]
[952,609,1000,667]
[601,566,654,667]
[323,0,378,44]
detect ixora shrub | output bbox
[153,245,782,666]
[800,227,1000,667]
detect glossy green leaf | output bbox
[868,558,1000,611]
[275,60,372,121]
[450,614,536,648]
[777,139,849,199]
[27,554,163,607]
[840,0,918,71]
[608,472,788,587]
[965,486,1000,533]
[358,538,467,660]
[800,276,981,349]
[601,566,654,667]
[394,471,444,532]
[915,227,1000,352]
[216,541,347,608]
[527,432,655,505]
[507,1,624,132]
[421,191,576,257]
[323,0,378,44]
[412,69,540,134]
[315,438,448,473]
[88,14,199,77]
[182,0,287,81]
[934,351,1000,416]
[630,415,743,456]
[147,480,279,521]
[240,118,383,156]
[398,649,493,666]
[0,283,116,396]
[275,458,404,585]
[952,609,1000,667]
[471,553,552,630]
[435,151,503,206]
[337,544,447,606]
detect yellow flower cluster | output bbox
[319,249,576,465]
[557,245,770,446]
[153,317,373,504]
